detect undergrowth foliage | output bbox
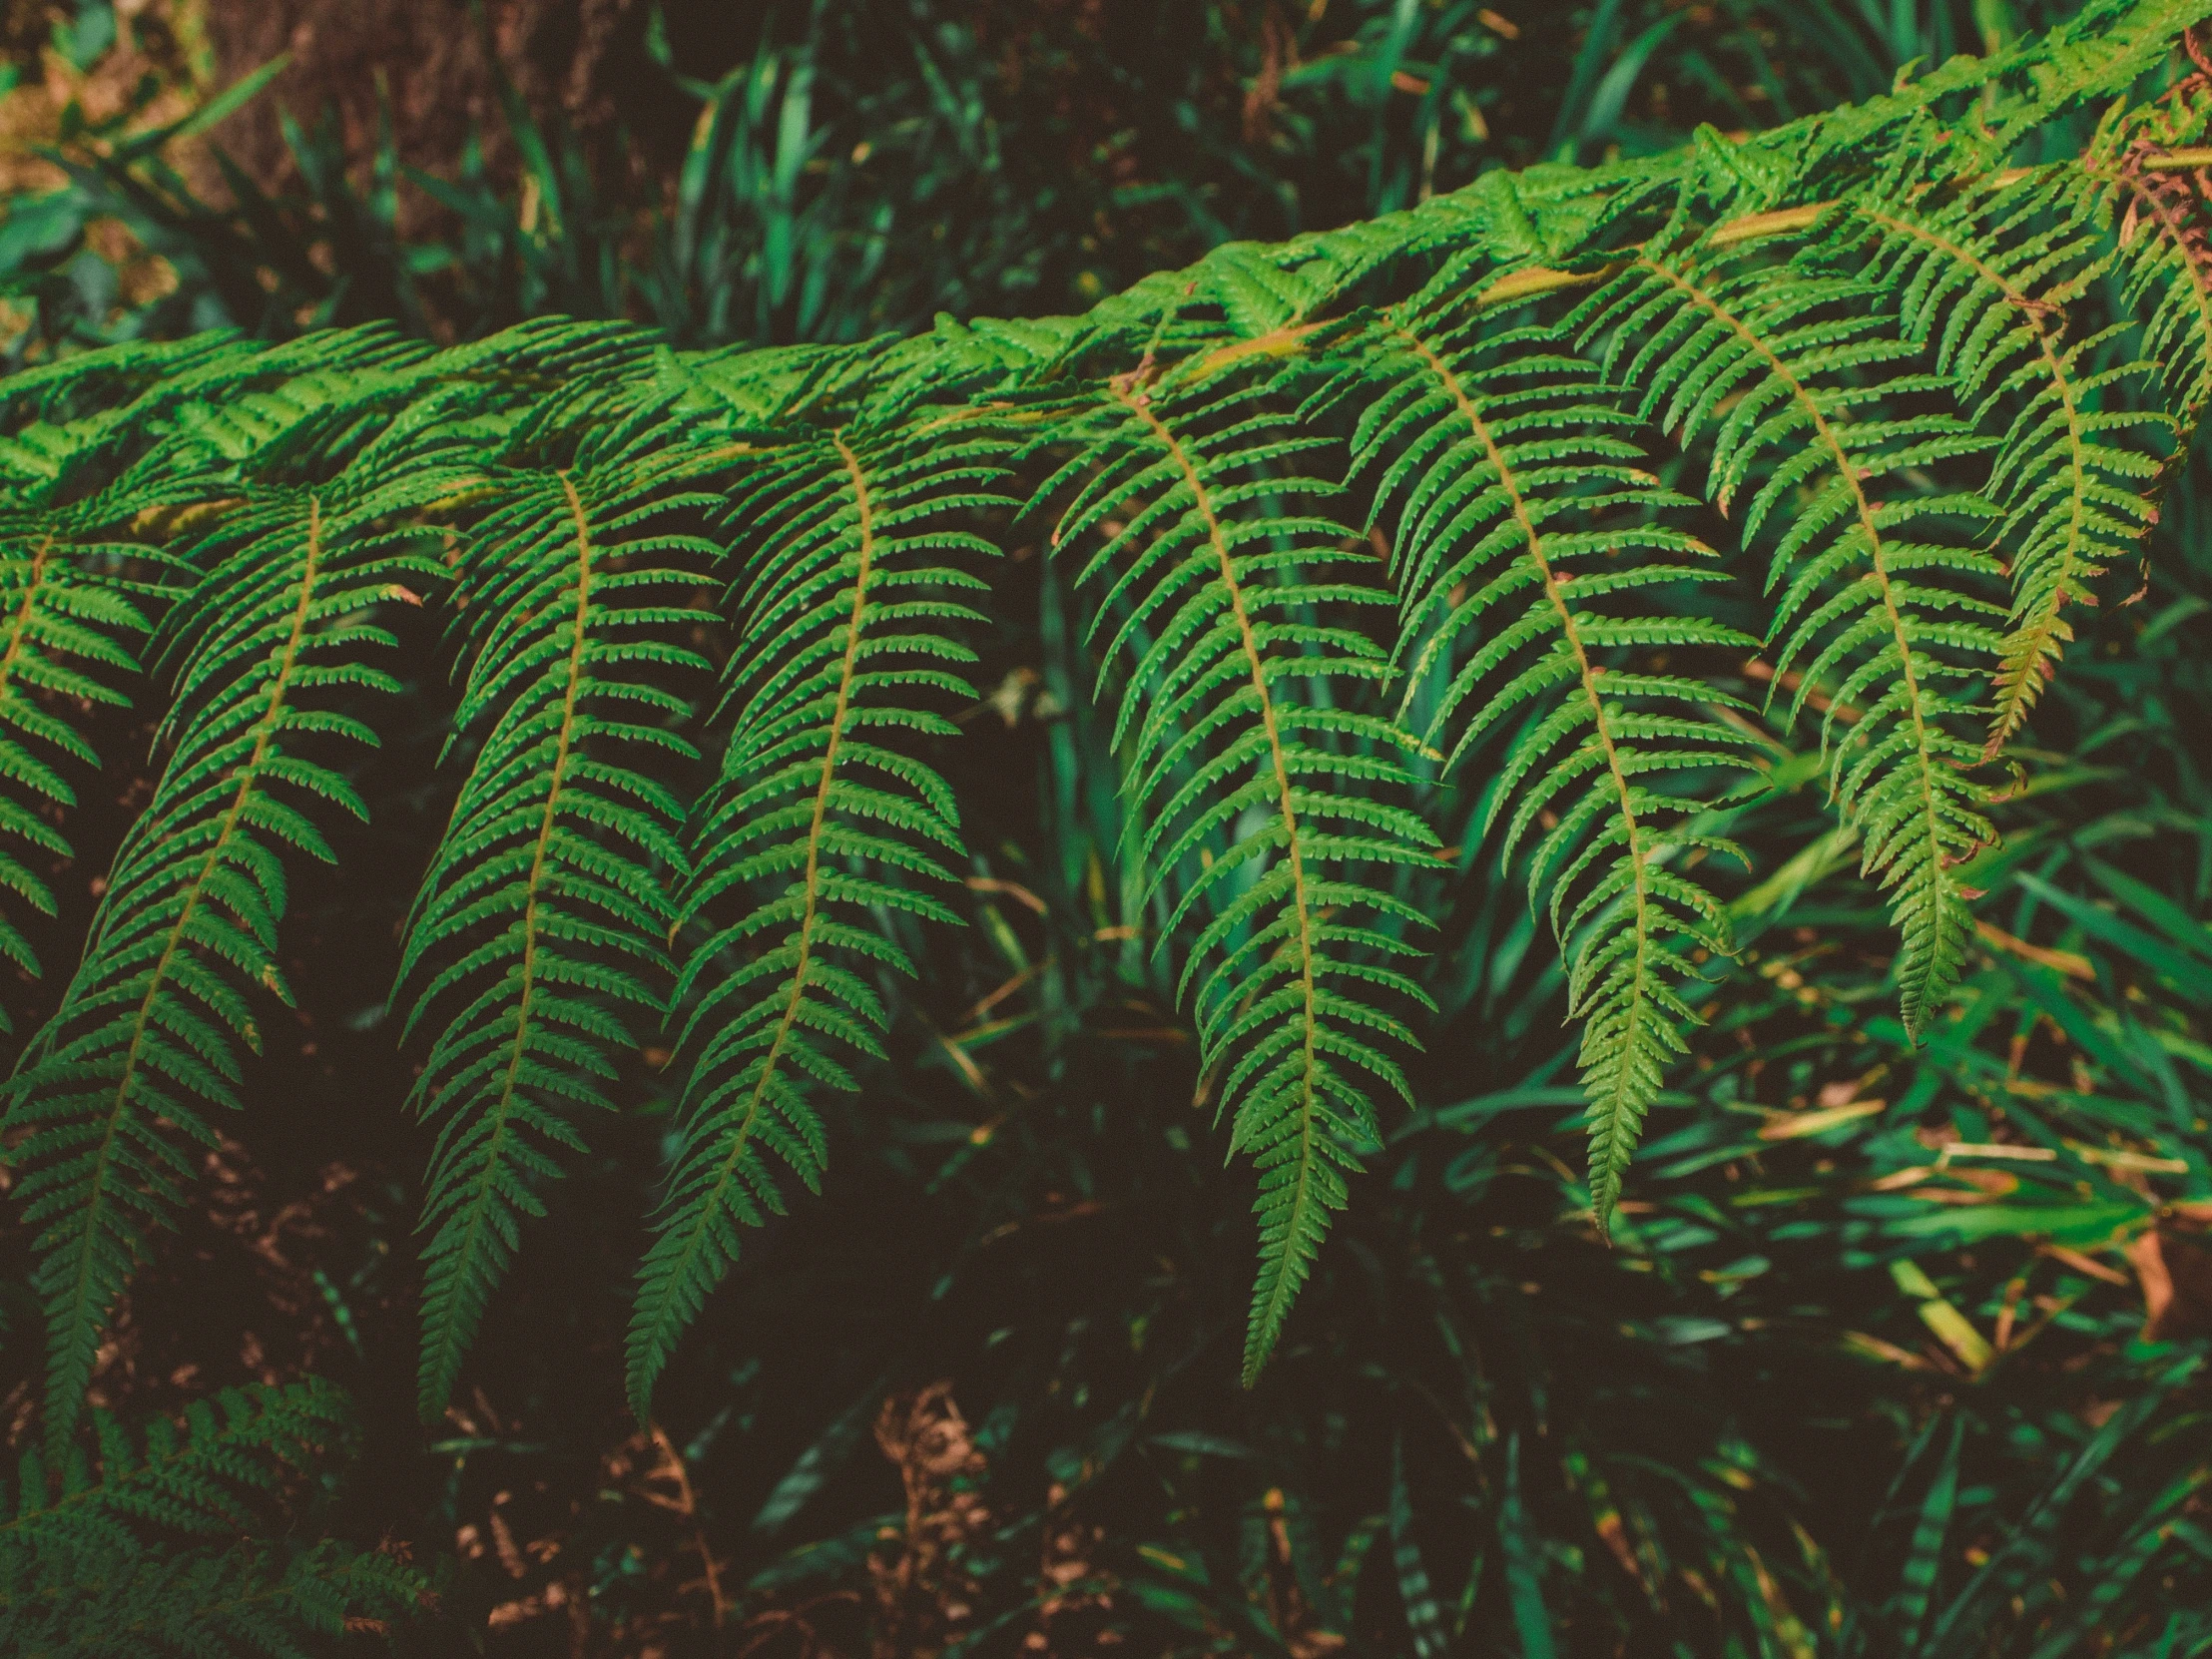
[5,0,2212,1445]
[0,1379,425,1653]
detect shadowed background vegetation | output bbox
[6,2,2212,1656]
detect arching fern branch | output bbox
[397,388,723,1422]
[1815,146,2167,754]
[627,406,1007,1417]
[0,0,2209,1425]
[2,472,440,1448]
[1573,226,2004,1041]
[1031,354,1437,1383]
[1315,262,1763,1230]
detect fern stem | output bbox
[731,434,872,1161]
[1643,256,1963,1032]
[1851,204,2093,755]
[46,497,324,1446]
[1463,177,2049,308]
[1390,323,1656,1231]
[0,532,55,706]
[416,471,595,1417]
[1193,322,1328,379]
[1466,203,1847,314]
[1112,386,1324,1382]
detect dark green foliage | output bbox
[1,1537,423,1659]
[1,1376,352,1546]
[6,2,2212,1653]
[6,0,2212,1436]
[0,1380,425,1656]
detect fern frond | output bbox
[0,1379,354,1555]
[0,1378,416,1659]
[1815,150,2167,753]
[0,336,263,494]
[1573,227,2004,1041]
[3,477,440,1447]
[2074,85,2212,439]
[626,409,1007,1416]
[1032,356,1437,1383]
[0,334,248,426]
[0,0,2208,1413]
[398,398,723,1421]
[1318,262,1763,1230]
[0,502,182,1031]
[0,1535,423,1659]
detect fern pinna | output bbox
[629,402,1005,1415]
[5,447,440,1446]
[2079,78,2212,443]
[1572,223,2007,1041]
[0,342,276,1017]
[1320,267,1763,1228]
[0,496,170,1026]
[4,0,2212,1429]
[397,380,723,1421]
[1031,351,1438,1382]
[1816,142,2170,752]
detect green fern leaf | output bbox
[0,1378,354,1554]
[1031,350,1438,1383]
[3,470,440,1447]
[398,392,723,1422]
[1813,146,2168,754]
[626,408,1008,1416]
[0,502,184,1032]
[0,1535,423,1658]
[1573,225,2003,1041]
[0,1377,418,1659]
[1317,258,1763,1231]
[2074,86,2212,441]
